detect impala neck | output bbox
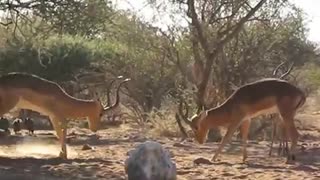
[202,103,233,129]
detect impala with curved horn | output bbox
[0,72,130,159]
[177,78,305,163]
[269,61,295,156]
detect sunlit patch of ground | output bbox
[0,113,318,179]
[0,135,78,159]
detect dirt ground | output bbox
[0,114,319,180]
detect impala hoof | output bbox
[211,157,220,162]
[242,153,248,163]
[242,158,248,163]
[285,154,296,164]
[59,151,68,160]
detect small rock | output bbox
[193,157,213,165]
[82,144,93,150]
[125,141,177,180]
[173,142,189,148]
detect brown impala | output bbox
[0,72,130,159]
[177,78,306,163]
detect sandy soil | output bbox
[0,116,319,180]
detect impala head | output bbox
[176,100,209,144]
[89,76,130,132]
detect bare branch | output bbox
[218,0,267,47]
[187,0,211,60]
[200,0,208,21]
[0,21,13,26]
[0,0,38,11]
[208,1,229,24]
[196,0,267,108]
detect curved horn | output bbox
[279,62,294,79]
[272,61,286,77]
[272,61,294,79]
[175,112,188,139]
[176,99,190,139]
[178,98,193,126]
[103,78,130,112]
[106,76,124,106]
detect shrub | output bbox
[0,35,117,82]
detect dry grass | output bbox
[146,105,184,138]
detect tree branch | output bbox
[218,0,267,47]
[187,0,211,60]
[0,21,13,26]
[197,0,267,107]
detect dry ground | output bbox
[0,114,319,180]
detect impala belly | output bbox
[15,97,51,117]
[242,96,279,120]
[246,105,278,120]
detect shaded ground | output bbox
[0,116,319,180]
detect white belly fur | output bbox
[245,105,279,120]
[15,97,51,117]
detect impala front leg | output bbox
[212,120,242,162]
[59,119,68,160]
[240,119,250,162]
[50,115,68,159]
[269,119,277,156]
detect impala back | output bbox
[226,78,305,119]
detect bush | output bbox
[0,35,117,82]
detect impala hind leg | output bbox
[278,122,289,157]
[211,120,242,162]
[49,116,63,139]
[284,120,298,162]
[60,120,68,160]
[269,119,277,156]
[49,115,68,159]
[278,110,299,163]
[240,119,250,162]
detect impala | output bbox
[268,61,295,156]
[177,78,305,163]
[0,72,130,159]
